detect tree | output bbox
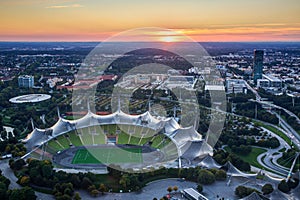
[278,180,290,193]
[0,182,8,200]
[167,186,173,193]
[8,189,22,200]
[19,176,30,186]
[197,169,215,185]
[87,185,96,193]
[90,189,99,197]
[41,164,53,178]
[173,186,178,192]
[70,175,81,188]
[262,183,273,195]
[11,159,26,170]
[22,186,37,200]
[0,175,10,188]
[7,187,36,200]
[64,188,73,197]
[73,192,81,200]
[235,186,257,198]
[196,184,203,193]
[99,183,107,195]
[119,174,130,190]
[81,177,92,189]
[56,194,72,200]
[215,170,227,181]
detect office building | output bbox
[18,75,34,88]
[253,50,264,83]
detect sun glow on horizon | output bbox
[159,36,181,43]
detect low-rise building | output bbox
[182,188,208,200]
[226,79,247,94]
[257,74,282,89]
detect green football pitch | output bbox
[71,147,143,164]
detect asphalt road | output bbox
[256,127,290,177]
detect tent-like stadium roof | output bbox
[198,155,221,169]
[240,192,265,200]
[22,109,211,165]
[222,162,257,178]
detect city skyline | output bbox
[0,0,300,42]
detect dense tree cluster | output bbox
[232,97,279,124]
[53,182,75,200]
[0,140,27,158]
[219,120,280,150]
[278,180,290,193]
[213,150,251,172]
[9,158,230,199]
[235,185,259,198]
[261,183,273,195]
[9,158,26,170]
[0,169,36,200]
[278,179,299,193]
[0,130,27,158]
[255,137,280,149]
[231,145,252,155]
[197,169,215,185]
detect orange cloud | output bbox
[46,4,83,9]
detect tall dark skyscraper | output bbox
[253,50,264,83]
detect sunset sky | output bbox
[0,0,299,42]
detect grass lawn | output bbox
[72,147,143,164]
[279,148,286,153]
[225,146,267,169]
[277,155,300,169]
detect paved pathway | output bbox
[256,127,290,177]
[0,160,54,200]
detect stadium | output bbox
[21,106,213,173]
[9,94,51,103]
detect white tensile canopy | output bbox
[22,109,212,164]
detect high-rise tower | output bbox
[253,50,264,83]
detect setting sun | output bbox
[160,36,178,43]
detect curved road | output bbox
[257,127,290,177]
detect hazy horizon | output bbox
[1,0,299,42]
